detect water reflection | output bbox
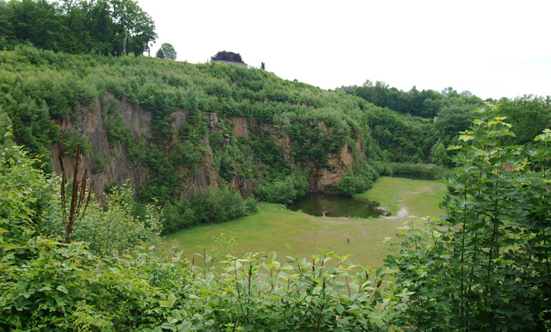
[287,193,383,218]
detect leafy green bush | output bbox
[253,169,309,203]
[384,162,448,180]
[334,163,380,196]
[0,138,59,252]
[161,187,257,233]
[91,153,107,174]
[386,106,551,331]
[61,127,91,156]
[74,184,162,257]
[104,110,130,145]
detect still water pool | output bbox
[287,193,383,218]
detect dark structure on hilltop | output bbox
[211,51,246,66]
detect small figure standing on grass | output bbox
[322,211,329,217]
[347,238,350,244]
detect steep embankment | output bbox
[0,46,383,206]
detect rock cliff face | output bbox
[179,135,219,201]
[307,143,361,191]
[229,114,364,192]
[50,97,364,201]
[231,117,250,138]
[50,97,150,201]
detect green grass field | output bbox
[164,176,447,267]
[354,176,447,217]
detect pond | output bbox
[287,193,383,218]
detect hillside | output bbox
[2,0,551,330]
[0,46,453,230]
[2,44,551,332]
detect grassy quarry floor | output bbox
[164,176,447,267]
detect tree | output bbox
[430,141,449,166]
[387,105,551,331]
[211,51,244,64]
[110,0,156,55]
[499,95,551,144]
[0,0,157,56]
[155,42,176,60]
[7,0,65,52]
[435,105,475,146]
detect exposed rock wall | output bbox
[267,123,295,164]
[179,134,219,201]
[307,142,361,192]
[50,96,365,202]
[50,97,149,201]
[231,117,250,138]
[229,174,253,198]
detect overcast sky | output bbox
[136,0,550,100]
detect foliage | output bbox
[0,141,408,330]
[155,42,177,60]
[74,183,162,256]
[0,108,12,143]
[430,141,449,166]
[334,163,380,196]
[499,95,551,145]
[341,81,483,119]
[434,104,475,146]
[0,0,157,56]
[91,153,107,173]
[253,169,309,203]
[211,50,245,64]
[161,187,257,234]
[386,105,551,331]
[366,106,438,163]
[61,127,91,156]
[383,162,448,180]
[0,135,58,253]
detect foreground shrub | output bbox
[386,107,551,331]
[0,239,409,331]
[74,184,162,257]
[0,139,409,331]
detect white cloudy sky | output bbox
[137,0,551,99]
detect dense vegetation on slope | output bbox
[340,81,551,166]
[0,137,408,331]
[3,44,549,234]
[2,107,550,331]
[339,81,484,119]
[0,46,428,233]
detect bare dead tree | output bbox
[61,143,92,243]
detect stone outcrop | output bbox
[231,117,250,138]
[267,123,295,164]
[49,96,365,202]
[50,97,149,201]
[179,134,219,201]
[229,174,253,198]
[307,142,361,192]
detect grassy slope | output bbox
[354,176,447,217]
[165,177,447,267]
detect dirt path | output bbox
[383,206,409,220]
[410,186,432,195]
